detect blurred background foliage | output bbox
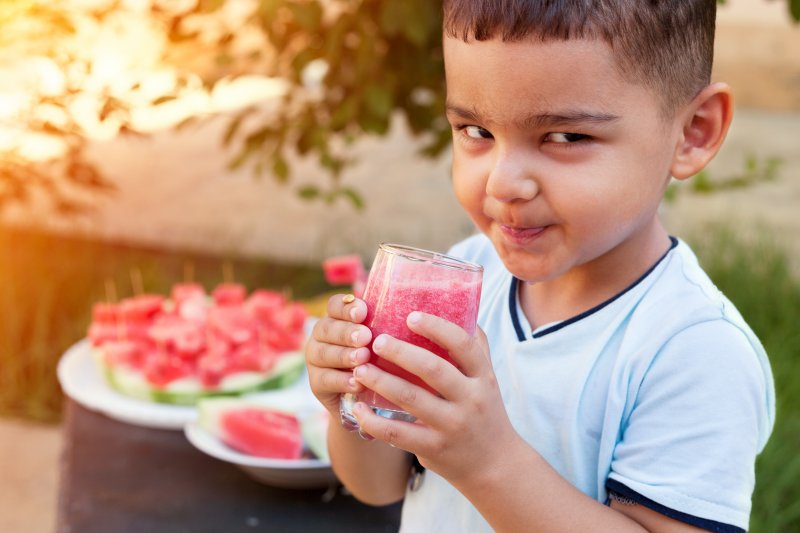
[2,0,798,213]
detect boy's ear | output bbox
[670,82,734,181]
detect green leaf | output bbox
[297,185,321,200]
[691,169,713,193]
[403,0,438,47]
[222,113,247,147]
[198,0,225,13]
[403,20,428,47]
[319,152,346,177]
[379,0,405,36]
[358,112,389,134]
[336,187,365,211]
[286,1,323,32]
[330,97,358,130]
[258,0,283,18]
[152,95,177,106]
[790,0,800,21]
[323,16,348,68]
[663,183,679,203]
[364,85,393,119]
[273,155,289,182]
[227,149,251,171]
[291,47,318,77]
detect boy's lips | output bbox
[498,224,549,244]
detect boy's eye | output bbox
[544,132,589,143]
[463,125,493,140]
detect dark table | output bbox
[57,400,402,533]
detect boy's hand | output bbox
[349,312,519,487]
[305,294,373,416]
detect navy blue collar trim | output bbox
[509,277,527,341]
[509,236,678,342]
[606,479,744,533]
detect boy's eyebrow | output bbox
[445,103,621,129]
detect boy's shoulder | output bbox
[623,240,774,437]
[635,238,754,340]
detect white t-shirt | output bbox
[399,234,775,532]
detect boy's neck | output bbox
[519,219,673,331]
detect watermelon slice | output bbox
[89,282,309,405]
[198,398,330,461]
[322,255,368,298]
[96,349,305,405]
[222,408,302,459]
[322,255,365,285]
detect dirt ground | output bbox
[1,4,798,532]
[0,420,62,533]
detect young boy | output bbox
[305,1,775,531]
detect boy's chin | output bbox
[493,245,561,284]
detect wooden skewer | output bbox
[104,278,118,304]
[104,278,123,340]
[222,260,234,284]
[130,267,144,296]
[184,261,194,283]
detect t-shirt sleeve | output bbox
[607,319,774,531]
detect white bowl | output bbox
[184,421,338,489]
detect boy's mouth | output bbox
[498,224,549,244]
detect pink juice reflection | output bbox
[340,244,483,433]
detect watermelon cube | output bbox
[322,255,365,285]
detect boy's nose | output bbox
[485,151,539,203]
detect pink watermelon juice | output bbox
[352,245,483,418]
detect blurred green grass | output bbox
[0,226,330,423]
[0,224,797,530]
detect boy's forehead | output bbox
[443,35,661,123]
[443,35,617,85]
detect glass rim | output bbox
[378,243,484,273]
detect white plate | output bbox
[57,339,197,430]
[184,421,338,489]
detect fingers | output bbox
[406,312,490,378]
[326,293,368,323]
[306,338,370,370]
[311,315,372,351]
[351,401,436,452]
[365,334,465,401]
[353,361,449,423]
[308,367,361,397]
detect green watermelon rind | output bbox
[300,411,330,462]
[99,351,306,406]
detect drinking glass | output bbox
[339,243,483,437]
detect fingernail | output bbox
[373,334,386,351]
[350,330,360,345]
[354,365,366,378]
[408,312,421,325]
[349,307,358,321]
[348,377,357,389]
[349,349,359,363]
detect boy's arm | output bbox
[327,420,412,505]
[304,294,411,505]
[457,435,704,532]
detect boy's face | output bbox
[444,36,682,285]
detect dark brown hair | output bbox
[442,0,716,113]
